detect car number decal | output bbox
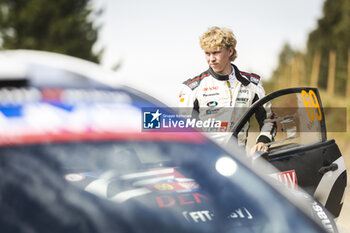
[301,90,322,121]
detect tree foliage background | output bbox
[267,0,350,95]
[0,0,102,63]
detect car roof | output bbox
[0,50,200,146]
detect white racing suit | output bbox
[178,64,276,146]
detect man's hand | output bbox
[250,142,268,155]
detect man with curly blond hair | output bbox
[179,26,275,153]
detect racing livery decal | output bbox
[183,207,254,223]
[312,201,335,233]
[270,170,298,190]
[156,193,208,208]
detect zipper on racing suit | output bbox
[227,80,239,107]
[227,81,233,106]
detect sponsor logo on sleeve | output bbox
[250,77,260,84]
[188,81,199,89]
[179,93,185,102]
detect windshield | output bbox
[0,139,323,233]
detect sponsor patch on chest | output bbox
[203,93,220,97]
[236,98,248,104]
[239,89,249,94]
[203,86,219,91]
[207,101,218,107]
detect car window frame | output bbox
[232,87,327,143]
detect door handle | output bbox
[319,163,338,175]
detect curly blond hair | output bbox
[199,26,237,61]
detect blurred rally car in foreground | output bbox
[0,50,345,233]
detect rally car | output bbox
[0,86,337,233]
[0,50,345,232]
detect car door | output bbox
[232,87,347,218]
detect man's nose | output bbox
[209,54,216,62]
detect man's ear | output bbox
[228,47,234,57]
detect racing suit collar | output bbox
[209,64,250,86]
[232,64,250,86]
[208,66,230,81]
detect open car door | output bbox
[232,87,347,218]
